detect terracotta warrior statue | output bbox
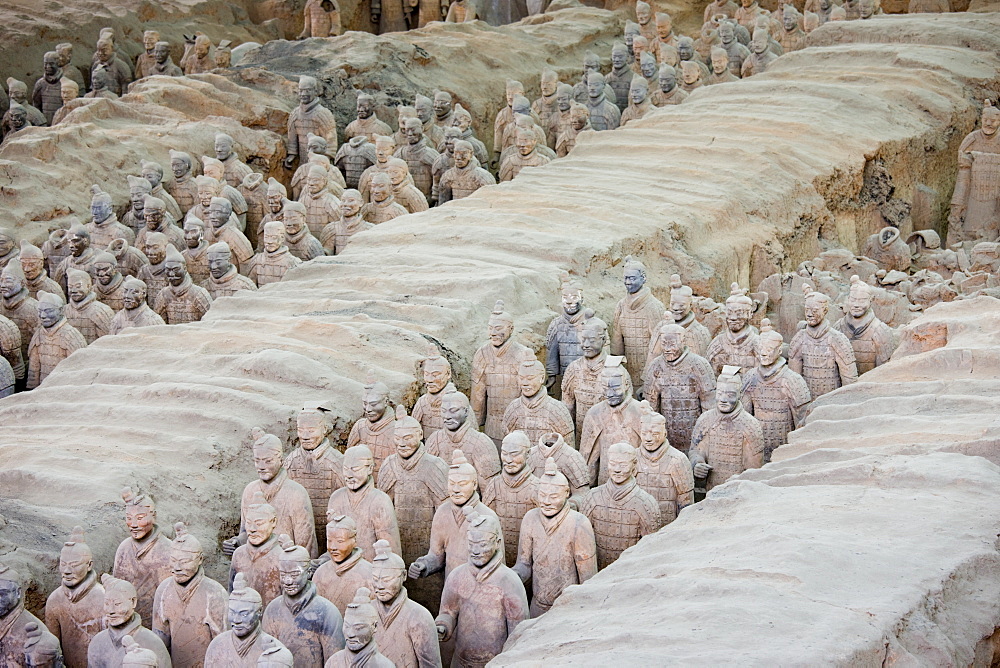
[741,28,776,77]
[644,323,716,453]
[1,564,63,667]
[579,442,661,569]
[345,370,397,473]
[949,101,1000,243]
[65,268,114,343]
[435,508,529,665]
[386,158,429,213]
[180,218,210,285]
[300,0,342,38]
[0,311,20,395]
[313,516,374,615]
[86,67,118,99]
[230,492,284,608]
[395,117,440,202]
[584,72,621,131]
[27,290,87,389]
[833,275,895,375]
[409,451,503,582]
[472,299,536,442]
[284,406,343,554]
[679,61,705,93]
[493,80,525,167]
[579,357,644,485]
[451,104,489,166]
[152,246,212,324]
[437,140,496,203]
[327,588,394,668]
[111,487,174,628]
[149,41,183,77]
[285,76,338,168]
[17,241,60,302]
[137,196,184,254]
[545,272,586,384]
[134,31,159,78]
[0,260,37,379]
[42,229,71,276]
[707,47,740,84]
[320,189,372,255]
[483,431,540,566]
[180,34,213,76]
[0,102,30,145]
[141,161,183,221]
[369,540,441,668]
[327,444,402,561]
[512,456,597,615]
[6,78,46,129]
[44,526,105,668]
[225,429,318,560]
[371,0,408,36]
[335,137,377,191]
[360,172,408,224]
[501,359,575,448]
[432,90,455,131]
[33,51,64,125]
[345,93,392,143]
[23,619,64,667]
[532,70,560,141]
[717,20,750,78]
[300,164,341,239]
[411,344,452,438]
[167,150,199,216]
[555,102,590,158]
[620,77,653,127]
[281,201,325,261]
[204,572,289,665]
[376,406,448,570]
[667,274,711,355]
[789,286,858,398]
[689,365,765,491]
[54,223,99,292]
[107,230,154,280]
[358,135,398,201]
[611,255,664,394]
[262,537,344,667]
[561,309,608,431]
[635,401,695,524]
[499,125,551,182]
[151,522,228,667]
[607,43,634,114]
[241,174,268,247]
[88,575,170,667]
[414,94,445,151]
[109,278,165,334]
[87,185,134,249]
[246,221,302,287]
[862,226,911,273]
[203,191,251,260]
[778,6,807,52]
[707,282,759,376]
[742,319,811,462]
[426,383,502,488]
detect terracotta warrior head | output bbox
[140,161,164,191]
[60,77,80,104]
[251,430,284,485]
[102,575,138,628]
[343,588,379,652]
[120,486,157,542]
[343,445,375,491]
[750,29,769,55]
[127,175,152,216]
[194,175,220,210]
[607,442,638,485]
[981,100,1000,137]
[202,157,226,182]
[393,405,422,459]
[537,456,570,517]
[6,78,28,104]
[622,255,647,295]
[385,158,410,187]
[297,406,331,451]
[55,42,73,66]
[122,278,148,310]
[91,67,111,92]
[639,53,657,81]
[656,12,673,38]
[556,83,574,113]
[257,637,295,667]
[611,42,629,71]
[601,356,632,407]
[517,360,546,400]
[558,271,583,318]
[718,19,735,44]
[5,102,27,132]
[442,127,461,156]
[338,189,362,218]
[170,150,193,181]
[0,255,25,299]
[67,268,94,304]
[277,535,311,598]
[658,323,687,362]
[374,134,396,166]
[43,51,60,81]
[326,515,358,562]
[370,173,393,204]
[636,0,651,24]
[452,140,474,168]
[170,522,204,585]
[441,383,471,432]
[371,539,406,603]
[229,572,264,638]
[356,93,375,120]
[422,343,452,395]
[783,5,801,30]
[208,197,233,231]
[267,178,287,214]
[501,430,531,476]
[639,400,667,452]
[184,217,206,250]
[449,450,478,506]
[514,127,538,158]
[189,224,212,259]
[681,61,701,87]
[633,35,649,62]
[846,275,874,319]
[263,221,285,253]
[246,491,278,546]
[193,34,212,58]
[716,365,743,414]
[668,274,694,322]
[540,69,558,98]
[579,309,608,359]
[631,75,651,104]
[19,241,45,282]
[725,283,753,333]
[142,233,168,268]
[37,291,65,329]
[487,299,514,348]
[143,196,166,231]
[298,75,320,106]
[757,319,783,366]
[586,71,606,101]
[164,246,189,287]
[154,42,172,65]
[463,506,502,567]
[59,526,94,589]
[505,80,524,109]
[802,284,830,326]
[359,369,390,424]
[414,94,433,124]
[396,107,417,135]
[453,105,473,132]
[710,47,729,75]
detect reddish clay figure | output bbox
[788,286,858,398]
[65,268,114,343]
[336,139,377,192]
[494,80,525,167]
[246,222,302,288]
[385,158,429,214]
[635,401,694,523]
[345,370,397,475]
[377,406,448,567]
[28,290,86,388]
[1,564,64,667]
[528,432,589,500]
[740,29,776,77]
[327,445,402,562]
[152,522,229,668]
[611,256,664,394]
[0,260,38,377]
[284,407,344,554]
[707,47,739,85]
[109,278,165,334]
[862,227,910,272]
[483,431,540,566]
[644,323,716,453]
[369,540,441,668]
[950,101,1000,243]
[226,429,317,560]
[689,365,765,491]
[45,526,105,668]
[426,383,502,489]
[408,451,504,582]
[88,575,171,667]
[513,457,597,615]
[313,516,374,616]
[833,276,895,375]
[168,151,199,216]
[667,274,711,356]
[434,508,529,666]
[743,319,811,462]
[230,492,284,609]
[358,135,399,202]
[262,538,344,667]
[707,283,760,376]
[499,127,551,183]
[24,619,65,667]
[180,34,213,76]
[471,300,536,442]
[325,588,394,668]
[300,0,342,37]
[501,360,575,448]
[620,77,653,126]
[579,442,661,569]
[360,173,408,225]
[579,357,643,485]
[412,344,452,438]
[205,243,258,299]
[181,218,210,286]
[204,572,289,666]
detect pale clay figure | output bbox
[180,34,213,76]
[501,360,576,449]
[327,444,402,562]
[168,151,200,216]
[620,77,653,127]
[300,164,342,239]
[584,72,621,131]
[181,218,210,286]
[284,406,344,554]
[87,186,135,250]
[325,588,394,668]
[707,283,760,377]
[320,190,373,255]
[0,259,39,375]
[471,299,536,442]
[109,278,165,335]
[434,508,529,667]
[689,366,765,491]
[152,246,213,325]
[141,161,183,222]
[360,172,408,224]
[788,285,858,398]
[611,255,664,394]
[415,94,445,152]
[358,134,399,202]
[286,76,339,168]
[134,30,159,79]
[556,103,591,158]
[426,383,502,489]
[412,344,453,438]
[742,319,811,462]
[579,442,661,570]
[230,492,285,609]
[345,370,397,475]
[635,401,695,524]
[204,572,290,666]
[345,93,393,144]
[151,522,229,668]
[27,290,87,389]
[707,47,740,85]
[386,158,429,213]
[44,526,105,668]
[336,138,377,191]
[1,564,64,667]
[561,309,609,430]
[651,64,689,106]
[313,515,374,615]
[861,227,911,272]
[282,201,325,262]
[19,241,60,302]
[741,29,776,77]
[87,575,170,667]
[111,487,174,629]
[832,275,896,375]
[246,221,302,288]
[65,268,114,343]
[579,356,643,486]
[437,140,495,203]
[483,431,541,567]
[607,43,634,114]
[395,117,441,202]
[300,0,342,38]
